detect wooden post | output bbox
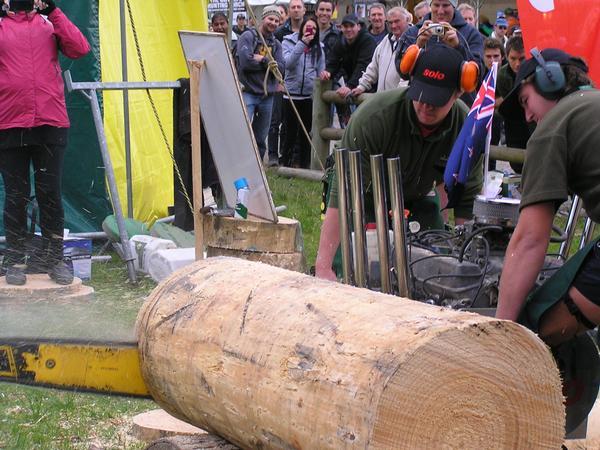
[190,60,205,261]
[137,258,565,449]
[310,79,332,170]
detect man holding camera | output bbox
[396,0,483,103]
[0,0,90,285]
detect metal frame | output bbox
[64,70,181,283]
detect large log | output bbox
[136,257,565,449]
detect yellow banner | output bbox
[100,0,207,223]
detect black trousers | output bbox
[0,143,66,265]
[281,98,313,169]
[268,92,285,163]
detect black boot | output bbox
[48,260,74,285]
[5,265,27,286]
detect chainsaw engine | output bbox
[407,196,562,309]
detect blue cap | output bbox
[496,17,508,27]
[234,177,249,190]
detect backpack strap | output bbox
[251,28,260,53]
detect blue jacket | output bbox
[282,32,326,97]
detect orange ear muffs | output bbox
[460,61,479,93]
[399,44,421,78]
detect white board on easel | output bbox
[178,31,278,223]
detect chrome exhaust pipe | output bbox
[335,148,353,284]
[387,157,411,298]
[370,154,391,293]
[349,151,367,288]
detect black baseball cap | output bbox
[341,13,359,25]
[500,48,588,114]
[406,44,465,107]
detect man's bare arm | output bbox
[315,207,341,281]
[496,203,554,321]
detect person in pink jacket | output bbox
[0,0,90,285]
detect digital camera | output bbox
[9,0,35,11]
[429,23,446,37]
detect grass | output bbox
[0,384,150,450]
[0,172,323,450]
[267,170,324,266]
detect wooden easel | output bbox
[189,59,205,261]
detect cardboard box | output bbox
[64,238,92,280]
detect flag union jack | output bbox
[444,62,498,209]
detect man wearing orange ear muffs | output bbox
[315,44,482,281]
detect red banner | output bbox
[517,0,600,85]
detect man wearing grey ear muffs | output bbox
[0,0,90,286]
[496,48,599,346]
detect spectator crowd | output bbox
[209,0,528,171]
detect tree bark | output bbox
[137,257,565,449]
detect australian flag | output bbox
[444,62,498,208]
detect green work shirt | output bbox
[496,63,515,99]
[520,89,600,223]
[328,88,483,220]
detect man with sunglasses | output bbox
[352,7,411,96]
[491,14,508,47]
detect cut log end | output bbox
[132,409,207,443]
[371,323,565,449]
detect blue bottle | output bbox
[234,177,250,219]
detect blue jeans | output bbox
[243,92,274,160]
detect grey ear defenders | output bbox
[530,47,566,95]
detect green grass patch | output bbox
[267,171,323,267]
[0,383,151,449]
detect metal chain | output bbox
[125,0,195,216]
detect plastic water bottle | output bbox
[234,177,250,219]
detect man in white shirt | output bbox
[352,7,410,95]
